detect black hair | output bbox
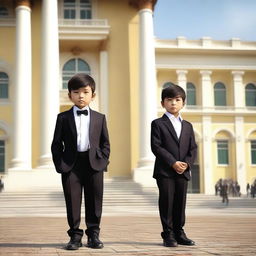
[68,73,95,93]
[161,84,186,102]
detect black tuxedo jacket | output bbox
[151,114,197,180]
[51,107,110,173]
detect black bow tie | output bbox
[77,109,88,116]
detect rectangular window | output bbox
[217,140,229,165]
[0,140,5,172]
[251,140,256,164]
[64,0,76,19]
[214,91,226,106]
[80,0,91,19]
[0,83,8,98]
[187,90,196,105]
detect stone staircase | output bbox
[0,178,255,217]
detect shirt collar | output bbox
[165,111,183,122]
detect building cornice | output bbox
[15,0,32,8]
[155,37,256,52]
[129,0,157,11]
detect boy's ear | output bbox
[68,92,71,99]
[161,100,164,107]
[92,92,96,100]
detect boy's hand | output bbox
[172,161,188,174]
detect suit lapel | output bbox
[162,114,179,143]
[179,121,189,145]
[67,107,77,141]
[89,108,96,143]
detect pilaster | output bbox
[200,70,213,109]
[99,50,109,116]
[232,71,245,109]
[176,70,187,93]
[235,116,246,194]
[202,116,214,194]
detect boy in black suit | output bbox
[151,85,197,247]
[51,74,110,250]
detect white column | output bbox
[99,50,109,116]
[176,70,187,92]
[235,117,246,194]
[38,0,60,167]
[202,116,214,194]
[133,7,157,187]
[10,4,32,170]
[232,71,245,110]
[200,70,213,109]
[138,8,157,167]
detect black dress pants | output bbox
[156,175,188,236]
[61,152,103,239]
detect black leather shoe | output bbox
[65,238,82,250]
[87,233,104,249]
[161,232,178,247]
[175,231,195,246]
[163,237,178,247]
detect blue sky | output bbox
[154,0,256,41]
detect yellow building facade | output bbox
[0,0,255,194]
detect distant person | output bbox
[235,181,241,197]
[215,179,222,196]
[251,182,256,198]
[51,74,110,250]
[220,180,229,205]
[0,176,4,192]
[151,85,197,247]
[246,183,250,197]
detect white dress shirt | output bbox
[73,105,90,152]
[165,111,183,139]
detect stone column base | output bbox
[133,166,156,188]
[3,168,61,192]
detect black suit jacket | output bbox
[151,114,197,180]
[51,107,110,173]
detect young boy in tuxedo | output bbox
[151,85,197,247]
[51,73,110,250]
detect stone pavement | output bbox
[0,215,256,256]
[0,178,256,255]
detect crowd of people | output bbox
[215,178,256,205]
[247,180,256,198]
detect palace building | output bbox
[0,0,255,194]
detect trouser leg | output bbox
[172,176,188,233]
[156,178,175,235]
[84,170,104,236]
[62,171,83,239]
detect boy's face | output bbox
[161,96,184,117]
[68,86,95,109]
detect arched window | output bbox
[162,82,175,89]
[214,82,226,106]
[245,83,256,106]
[64,0,92,19]
[186,82,196,105]
[0,72,8,99]
[62,58,91,89]
[0,7,8,17]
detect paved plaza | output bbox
[0,179,256,255]
[0,215,256,256]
